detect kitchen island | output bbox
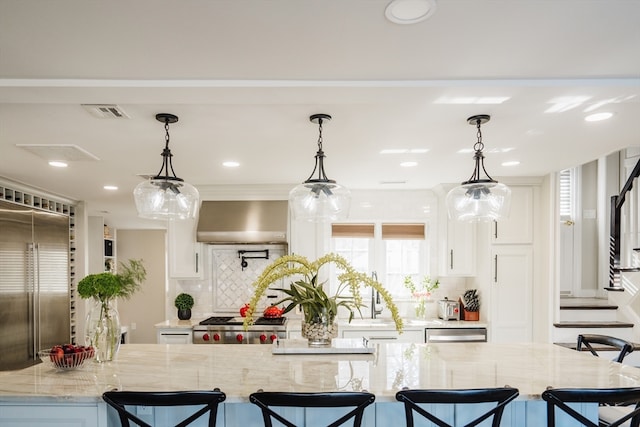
[1,342,639,426]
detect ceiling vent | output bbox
[16,144,100,161]
[81,104,130,119]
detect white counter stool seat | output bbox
[103,388,226,427]
[577,334,634,363]
[395,386,519,427]
[249,390,375,427]
[542,387,640,427]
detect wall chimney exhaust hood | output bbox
[196,200,288,244]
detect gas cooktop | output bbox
[198,316,286,326]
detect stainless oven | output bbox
[193,316,287,344]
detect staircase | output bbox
[554,297,634,343]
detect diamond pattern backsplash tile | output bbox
[211,244,287,313]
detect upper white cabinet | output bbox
[491,186,533,244]
[444,219,476,276]
[168,218,203,279]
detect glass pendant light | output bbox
[446,115,511,221]
[133,113,200,220]
[289,114,351,222]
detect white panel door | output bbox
[490,245,533,342]
[167,218,203,279]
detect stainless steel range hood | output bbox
[196,200,288,244]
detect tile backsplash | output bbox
[175,244,287,317]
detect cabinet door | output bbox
[156,328,193,344]
[0,404,101,426]
[489,245,533,342]
[445,219,476,276]
[167,219,203,279]
[491,186,533,244]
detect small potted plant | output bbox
[174,293,195,320]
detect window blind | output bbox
[331,223,375,238]
[381,223,425,240]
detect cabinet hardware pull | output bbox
[368,336,397,340]
[195,252,199,273]
[494,255,498,283]
[494,220,498,239]
[450,249,454,269]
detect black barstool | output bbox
[103,388,226,427]
[249,390,375,427]
[395,387,519,427]
[577,334,634,363]
[542,387,640,427]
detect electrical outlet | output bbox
[131,322,137,330]
[137,405,152,415]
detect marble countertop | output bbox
[2,342,640,404]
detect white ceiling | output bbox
[1,0,639,228]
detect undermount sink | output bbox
[346,318,395,327]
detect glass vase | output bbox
[301,307,337,347]
[414,297,427,319]
[85,298,121,362]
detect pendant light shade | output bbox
[446,115,511,222]
[289,114,351,222]
[133,113,200,220]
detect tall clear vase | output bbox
[85,298,121,362]
[301,307,338,347]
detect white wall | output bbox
[116,229,166,344]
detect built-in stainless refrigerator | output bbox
[0,200,70,370]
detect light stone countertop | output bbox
[2,342,640,404]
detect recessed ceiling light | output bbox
[400,161,418,167]
[104,185,118,191]
[385,0,437,25]
[502,161,520,167]
[585,112,613,122]
[223,161,240,168]
[48,161,68,168]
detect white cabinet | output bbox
[342,329,423,343]
[168,218,203,279]
[156,327,193,344]
[489,245,533,342]
[491,186,533,244]
[444,219,476,276]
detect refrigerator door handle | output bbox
[34,243,41,355]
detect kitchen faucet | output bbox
[370,271,383,319]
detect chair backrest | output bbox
[542,387,640,427]
[395,387,519,427]
[577,334,634,363]
[103,389,226,427]
[249,391,375,427]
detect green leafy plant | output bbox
[242,253,403,332]
[78,259,146,302]
[174,293,195,310]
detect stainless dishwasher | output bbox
[425,327,487,343]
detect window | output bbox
[331,223,428,298]
[559,168,574,221]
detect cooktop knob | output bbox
[213,333,220,341]
[259,334,267,342]
[203,333,210,341]
[270,334,278,342]
[236,334,243,343]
